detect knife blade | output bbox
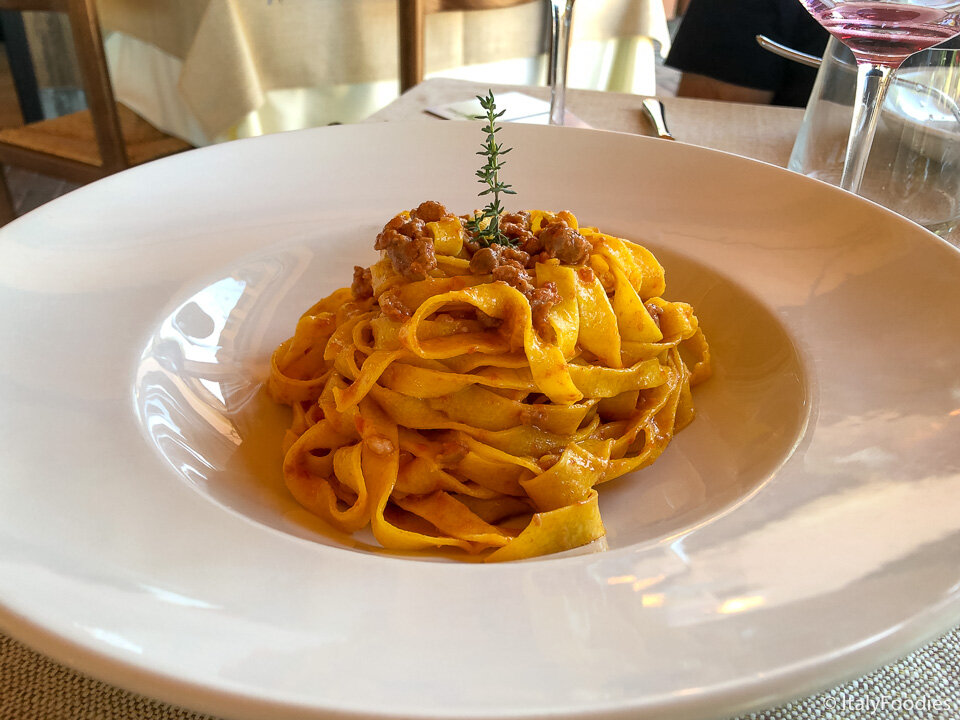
[640,98,675,140]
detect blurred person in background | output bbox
[666,0,829,106]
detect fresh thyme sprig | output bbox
[468,90,516,247]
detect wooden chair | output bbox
[0,0,191,225]
[397,0,542,93]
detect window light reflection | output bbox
[142,584,219,609]
[718,596,766,614]
[606,574,666,593]
[78,625,143,655]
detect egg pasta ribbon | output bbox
[268,205,710,561]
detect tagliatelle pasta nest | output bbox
[268,202,710,561]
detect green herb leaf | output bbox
[468,90,516,247]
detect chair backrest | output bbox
[0,0,190,225]
[0,0,128,171]
[397,0,541,92]
[64,0,128,170]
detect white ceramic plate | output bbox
[1,122,960,720]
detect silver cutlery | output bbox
[640,97,675,140]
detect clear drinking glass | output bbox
[790,37,960,243]
[548,0,576,126]
[796,0,960,194]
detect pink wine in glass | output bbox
[797,0,960,193]
[800,0,960,66]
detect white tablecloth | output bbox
[96,0,672,145]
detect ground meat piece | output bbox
[518,233,544,257]
[379,287,412,321]
[644,301,663,329]
[373,225,396,252]
[374,208,440,280]
[469,244,532,275]
[577,265,595,284]
[500,222,531,240]
[379,214,405,234]
[500,211,535,250]
[528,282,560,338]
[501,211,530,229]
[412,201,447,222]
[470,243,559,339]
[500,245,531,267]
[492,264,535,295]
[365,434,395,456]
[539,220,591,265]
[470,246,500,274]
[463,238,481,255]
[398,217,426,238]
[351,265,373,299]
[375,227,437,280]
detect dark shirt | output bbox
[666,0,829,107]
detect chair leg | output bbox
[0,167,16,227]
[397,0,426,93]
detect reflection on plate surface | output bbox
[0,121,959,720]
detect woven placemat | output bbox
[2,627,958,719]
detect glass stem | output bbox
[548,0,575,126]
[841,62,895,194]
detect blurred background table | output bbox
[0,0,674,218]
[96,0,673,145]
[373,77,807,166]
[0,0,672,219]
[2,76,958,720]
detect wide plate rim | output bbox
[1,120,959,720]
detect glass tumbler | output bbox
[789,37,960,244]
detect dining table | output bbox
[1,76,958,720]
[95,0,672,146]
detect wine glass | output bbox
[798,0,960,193]
[548,0,576,125]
